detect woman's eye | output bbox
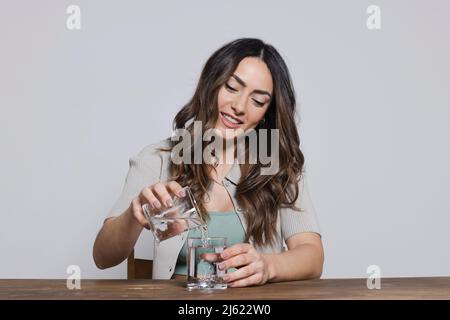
[252,99,265,107]
[225,83,237,92]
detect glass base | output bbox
[187,280,227,290]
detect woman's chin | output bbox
[215,122,258,139]
[214,126,241,139]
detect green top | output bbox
[174,211,246,275]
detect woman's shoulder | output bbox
[136,137,172,157]
[127,137,173,181]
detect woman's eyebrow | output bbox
[231,74,272,98]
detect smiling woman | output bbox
[216,58,273,132]
[93,38,324,287]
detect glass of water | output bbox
[187,237,228,290]
[142,187,206,243]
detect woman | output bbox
[93,38,324,287]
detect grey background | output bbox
[1,0,449,279]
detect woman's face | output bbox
[215,57,273,137]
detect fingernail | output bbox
[221,252,227,259]
[178,189,186,197]
[218,263,225,270]
[153,201,161,209]
[166,198,173,208]
[222,275,229,282]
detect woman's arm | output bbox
[93,181,186,269]
[92,205,144,269]
[263,232,324,282]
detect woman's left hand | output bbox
[217,243,272,287]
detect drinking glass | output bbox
[142,187,206,243]
[186,237,227,290]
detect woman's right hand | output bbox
[130,181,187,231]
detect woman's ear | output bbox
[258,117,266,128]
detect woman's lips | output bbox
[219,112,243,129]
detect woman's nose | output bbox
[231,96,246,115]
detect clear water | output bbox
[147,205,205,242]
[186,239,227,290]
[200,225,209,246]
[186,223,227,290]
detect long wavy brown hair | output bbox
[162,38,304,247]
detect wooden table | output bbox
[1,277,449,300]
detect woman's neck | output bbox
[208,161,234,183]
[215,137,236,165]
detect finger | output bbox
[131,198,151,229]
[218,253,253,271]
[159,223,186,239]
[221,243,251,260]
[153,183,173,208]
[166,181,186,198]
[227,272,263,288]
[222,264,255,283]
[140,186,161,210]
[168,219,188,235]
[199,252,222,263]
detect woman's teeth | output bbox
[222,113,241,124]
